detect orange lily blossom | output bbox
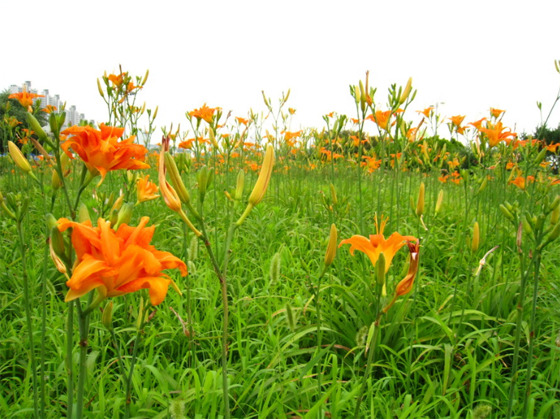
[189,104,216,124]
[9,87,45,108]
[339,216,417,273]
[61,124,149,181]
[489,108,505,118]
[57,217,187,306]
[137,174,159,203]
[478,121,516,147]
[367,110,393,131]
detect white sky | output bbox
[3,0,560,139]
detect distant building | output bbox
[8,81,87,128]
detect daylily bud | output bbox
[152,106,158,120]
[115,203,134,229]
[0,190,16,221]
[415,182,425,217]
[471,221,480,252]
[324,223,338,267]
[8,141,32,173]
[47,213,65,255]
[435,189,444,215]
[78,203,91,223]
[102,301,114,331]
[399,77,413,104]
[52,170,62,190]
[551,203,560,226]
[159,145,182,213]
[97,78,105,98]
[234,169,245,200]
[353,85,361,104]
[197,166,213,200]
[534,147,548,165]
[26,113,47,140]
[330,183,338,206]
[142,69,150,86]
[208,129,219,149]
[248,145,275,206]
[164,152,191,204]
[261,90,270,108]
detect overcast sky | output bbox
[3,0,560,139]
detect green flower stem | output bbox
[75,295,93,419]
[16,220,39,419]
[66,301,75,419]
[124,300,150,419]
[354,313,382,418]
[506,229,531,418]
[522,251,543,418]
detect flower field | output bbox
[1,67,560,418]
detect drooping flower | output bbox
[339,216,417,273]
[136,174,159,203]
[57,217,187,306]
[61,124,149,181]
[9,87,45,108]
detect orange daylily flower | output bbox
[478,121,517,147]
[42,105,57,114]
[57,217,187,306]
[61,124,149,181]
[136,174,160,203]
[469,117,487,131]
[108,73,125,87]
[189,104,216,124]
[417,107,434,119]
[449,115,466,134]
[367,110,394,131]
[339,216,417,272]
[489,108,505,118]
[235,116,249,126]
[9,87,45,108]
[545,142,560,152]
[510,175,535,190]
[283,130,303,142]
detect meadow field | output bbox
[1,69,559,418]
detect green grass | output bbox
[1,157,559,418]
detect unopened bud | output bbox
[415,182,425,217]
[324,223,338,267]
[8,141,32,173]
[78,203,91,223]
[499,204,515,222]
[248,145,275,206]
[234,169,245,200]
[330,183,338,205]
[435,189,444,215]
[26,113,47,140]
[102,301,114,331]
[164,153,191,204]
[97,78,105,98]
[114,203,134,229]
[399,77,413,104]
[471,221,480,252]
